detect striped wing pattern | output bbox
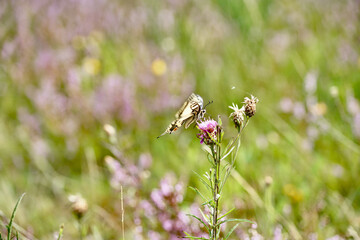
[157,93,204,138]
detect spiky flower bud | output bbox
[243,95,259,118]
[229,103,245,129]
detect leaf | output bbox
[201,145,212,155]
[216,218,254,227]
[188,186,207,202]
[183,232,209,240]
[219,167,232,193]
[216,226,221,239]
[217,115,222,126]
[186,214,211,233]
[224,223,240,240]
[198,208,211,225]
[192,171,212,192]
[218,208,235,221]
[206,154,215,168]
[201,198,213,206]
[221,146,235,161]
[7,193,26,240]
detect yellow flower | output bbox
[82,57,101,75]
[151,58,167,76]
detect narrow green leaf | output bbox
[217,115,222,126]
[224,223,240,240]
[183,232,209,240]
[216,218,254,227]
[220,130,224,143]
[186,214,211,233]
[192,171,212,192]
[201,145,212,155]
[198,208,211,225]
[221,146,235,161]
[218,208,235,221]
[188,186,207,202]
[206,154,215,167]
[7,193,26,240]
[201,198,213,206]
[216,226,221,239]
[219,167,232,193]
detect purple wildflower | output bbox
[197,119,218,145]
[143,173,206,238]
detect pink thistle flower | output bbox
[197,119,218,145]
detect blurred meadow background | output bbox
[1,0,360,239]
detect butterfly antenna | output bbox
[204,100,213,109]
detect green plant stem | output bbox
[78,220,83,240]
[211,130,222,240]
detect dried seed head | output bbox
[68,194,88,219]
[103,124,116,136]
[243,95,259,118]
[229,103,245,129]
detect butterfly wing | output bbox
[183,115,196,129]
[157,119,179,138]
[158,93,204,138]
[177,94,204,128]
[175,93,197,119]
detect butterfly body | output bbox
[158,93,206,138]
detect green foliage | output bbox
[0,193,25,240]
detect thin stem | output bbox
[223,118,249,156]
[211,128,222,240]
[78,220,83,240]
[120,185,125,240]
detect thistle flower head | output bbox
[243,95,259,117]
[229,103,245,129]
[197,119,218,145]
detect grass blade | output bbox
[7,193,26,240]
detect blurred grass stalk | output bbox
[0,193,25,240]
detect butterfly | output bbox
[157,93,211,138]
